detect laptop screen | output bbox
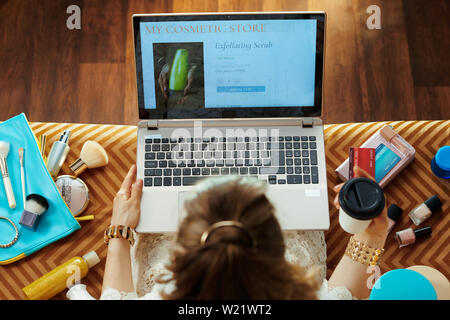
[133,13,325,119]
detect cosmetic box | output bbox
[335,125,416,188]
[0,114,81,265]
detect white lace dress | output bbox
[68,231,354,300]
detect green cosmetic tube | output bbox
[169,49,189,91]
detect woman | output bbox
[97,164,388,300]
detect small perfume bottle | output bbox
[387,204,403,234]
[408,195,443,226]
[395,226,432,248]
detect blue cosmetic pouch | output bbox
[0,114,80,265]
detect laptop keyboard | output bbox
[143,136,319,187]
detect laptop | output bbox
[132,12,329,233]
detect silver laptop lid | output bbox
[133,12,325,120]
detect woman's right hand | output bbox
[111,164,143,229]
[332,166,389,248]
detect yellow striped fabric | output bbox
[0,120,447,299]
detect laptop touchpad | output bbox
[178,191,195,223]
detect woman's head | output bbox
[161,176,319,299]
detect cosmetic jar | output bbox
[430,146,450,179]
[407,265,450,300]
[395,226,432,248]
[370,269,437,300]
[387,204,403,233]
[408,195,443,226]
[55,175,89,217]
[338,177,385,234]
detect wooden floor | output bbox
[0,0,449,125]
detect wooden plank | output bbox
[0,0,448,124]
[308,0,365,123]
[79,0,126,63]
[414,86,450,120]
[77,63,125,124]
[351,0,417,121]
[122,0,172,125]
[0,1,37,120]
[403,0,450,86]
[27,0,83,123]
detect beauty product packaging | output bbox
[430,146,450,179]
[395,226,432,248]
[169,49,189,91]
[407,265,450,300]
[55,175,90,217]
[46,130,71,179]
[336,125,415,188]
[66,283,96,300]
[338,177,385,234]
[408,195,443,226]
[349,147,375,179]
[370,269,437,300]
[22,251,100,300]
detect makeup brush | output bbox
[18,148,26,208]
[0,141,16,209]
[19,194,49,230]
[69,140,109,176]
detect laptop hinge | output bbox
[301,118,314,128]
[138,120,158,130]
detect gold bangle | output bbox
[345,235,384,266]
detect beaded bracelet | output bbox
[0,216,19,248]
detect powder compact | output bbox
[55,175,90,217]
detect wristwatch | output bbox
[104,225,135,246]
[345,235,384,266]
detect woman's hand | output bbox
[332,166,389,248]
[111,165,143,228]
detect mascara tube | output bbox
[46,130,71,179]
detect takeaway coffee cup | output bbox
[338,177,385,234]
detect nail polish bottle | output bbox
[387,204,403,233]
[395,226,432,248]
[408,195,443,226]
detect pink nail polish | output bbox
[395,226,432,248]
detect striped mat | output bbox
[0,120,448,299]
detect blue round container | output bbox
[370,269,437,300]
[431,146,450,179]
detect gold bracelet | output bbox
[345,236,384,266]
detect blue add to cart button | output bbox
[217,86,266,93]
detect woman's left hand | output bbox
[111,164,143,228]
[332,166,388,247]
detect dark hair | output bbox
[159,177,319,299]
